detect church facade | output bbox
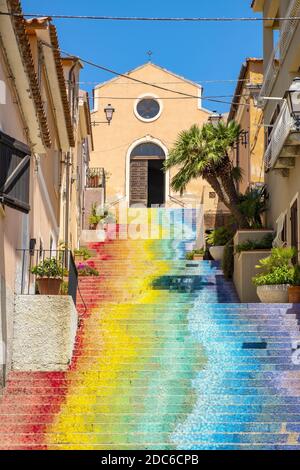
[91,63,228,227]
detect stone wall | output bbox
[0,276,15,388]
[13,295,78,371]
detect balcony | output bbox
[86,167,106,188]
[264,101,300,171]
[259,0,300,105]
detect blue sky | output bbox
[22,0,262,113]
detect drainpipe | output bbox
[64,60,78,261]
[64,151,71,265]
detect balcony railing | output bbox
[259,0,300,105]
[264,101,294,169]
[86,167,106,189]
[17,249,78,305]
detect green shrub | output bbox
[252,247,296,286]
[77,262,99,277]
[255,247,295,272]
[291,265,300,286]
[185,249,204,260]
[31,258,67,278]
[253,265,295,286]
[235,233,274,254]
[74,247,92,260]
[60,281,69,295]
[206,227,233,246]
[222,238,234,280]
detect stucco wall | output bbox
[91,63,212,206]
[13,295,78,371]
[0,276,14,387]
[233,230,273,303]
[261,2,300,244]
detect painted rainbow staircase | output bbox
[1,210,300,449]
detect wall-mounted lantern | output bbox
[286,77,300,130]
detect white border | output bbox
[125,135,169,206]
[134,94,163,123]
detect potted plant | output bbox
[31,257,66,295]
[288,265,300,303]
[235,233,274,254]
[252,247,295,303]
[88,169,100,188]
[89,203,101,230]
[74,247,92,263]
[77,261,99,277]
[207,227,233,261]
[186,249,204,261]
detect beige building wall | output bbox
[0,49,31,382]
[91,63,223,222]
[228,59,264,194]
[252,0,300,258]
[0,9,90,383]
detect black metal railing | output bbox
[17,249,78,306]
[86,167,106,189]
[68,252,78,305]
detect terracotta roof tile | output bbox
[49,24,75,148]
[8,0,51,148]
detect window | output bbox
[135,96,162,122]
[131,143,165,159]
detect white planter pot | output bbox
[209,245,225,261]
[256,284,289,303]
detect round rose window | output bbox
[136,98,161,121]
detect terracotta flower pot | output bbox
[193,254,204,261]
[257,284,289,303]
[37,278,62,295]
[89,223,98,230]
[288,286,300,303]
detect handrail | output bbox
[264,100,294,170]
[168,194,185,208]
[107,196,126,208]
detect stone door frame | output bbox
[125,136,169,207]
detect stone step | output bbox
[0,432,294,446]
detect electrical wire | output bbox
[78,79,252,86]
[0,11,298,22]
[89,94,249,101]
[40,40,252,109]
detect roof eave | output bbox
[251,0,264,12]
[0,0,50,151]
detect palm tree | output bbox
[164,121,250,229]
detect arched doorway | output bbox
[129,142,166,207]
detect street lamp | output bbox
[104,103,115,125]
[91,103,115,127]
[286,77,300,130]
[208,110,223,126]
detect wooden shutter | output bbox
[0,131,31,213]
[130,160,148,206]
